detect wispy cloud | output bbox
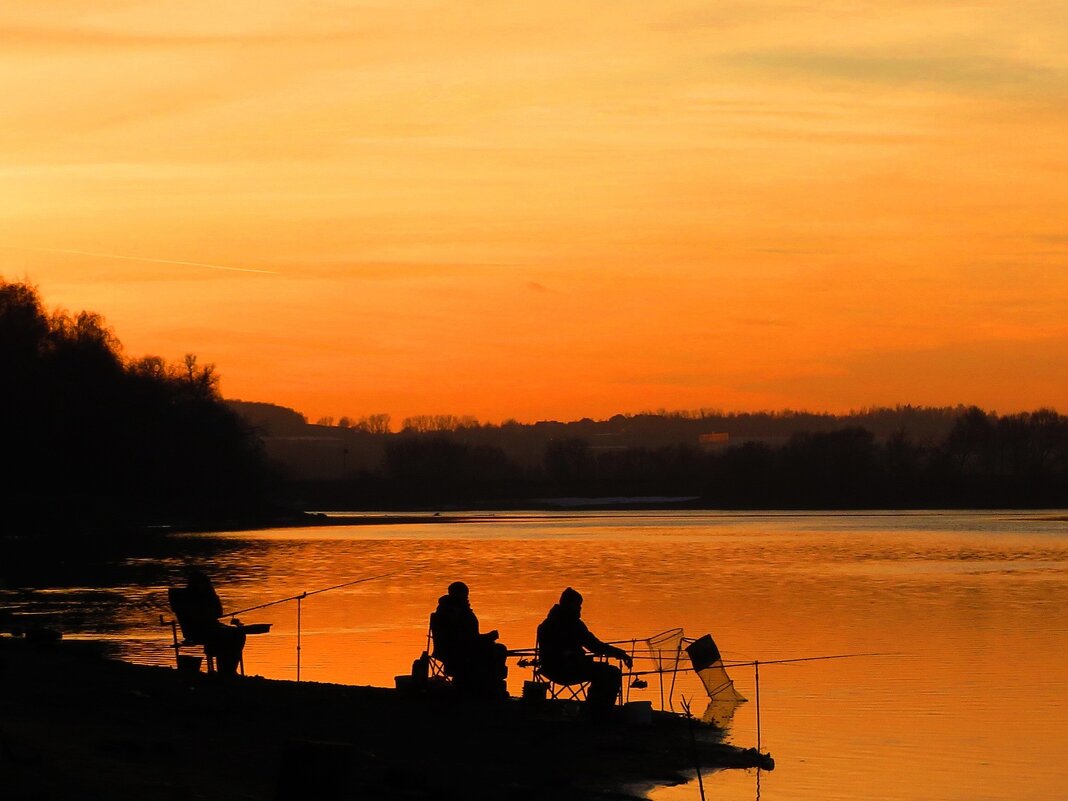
[2,246,279,275]
[722,48,1068,104]
[1,23,360,49]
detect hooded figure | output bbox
[536,587,632,717]
[171,569,246,676]
[431,581,507,696]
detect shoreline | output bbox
[4,506,1065,549]
[159,505,1068,536]
[0,637,771,801]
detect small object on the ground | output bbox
[522,680,548,702]
[25,627,62,644]
[623,700,653,726]
[177,655,203,674]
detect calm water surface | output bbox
[11,511,1068,800]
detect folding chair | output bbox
[163,587,222,673]
[529,636,589,701]
[422,612,451,684]
[163,587,269,675]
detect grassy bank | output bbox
[0,637,770,801]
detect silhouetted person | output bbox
[431,581,508,696]
[169,569,246,676]
[537,587,632,718]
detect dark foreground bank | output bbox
[0,638,771,801]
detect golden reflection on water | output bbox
[119,512,1067,801]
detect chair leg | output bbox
[547,680,588,701]
[169,620,181,668]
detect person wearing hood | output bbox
[172,569,247,676]
[536,587,632,717]
[431,581,508,695]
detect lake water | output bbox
[8,510,1068,800]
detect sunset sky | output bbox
[3,1,1066,424]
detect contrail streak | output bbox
[3,245,280,275]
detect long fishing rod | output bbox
[721,651,899,668]
[622,648,902,752]
[220,572,399,619]
[617,651,899,678]
[727,652,899,761]
[220,571,399,683]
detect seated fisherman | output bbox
[537,587,633,718]
[170,569,246,676]
[431,581,508,695]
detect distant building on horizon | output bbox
[698,432,730,449]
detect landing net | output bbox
[619,629,747,728]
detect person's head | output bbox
[559,587,583,616]
[185,568,211,589]
[448,581,469,601]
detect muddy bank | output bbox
[0,637,770,801]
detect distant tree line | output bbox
[276,407,1068,510]
[1,278,270,535]
[259,404,965,443]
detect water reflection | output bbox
[3,511,1067,801]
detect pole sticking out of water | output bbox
[297,594,303,683]
[755,660,762,754]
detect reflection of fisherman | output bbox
[179,570,246,676]
[537,587,632,717]
[432,581,507,696]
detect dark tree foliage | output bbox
[225,400,308,436]
[380,435,523,505]
[1,279,269,535]
[288,405,1068,510]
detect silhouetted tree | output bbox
[0,278,270,536]
[355,413,392,434]
[382,436,519,504]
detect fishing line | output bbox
[221,571,400,682]
[721,651,900,668]
[612,650,900,678]
[1,244,279,275]
[221,572,399,619]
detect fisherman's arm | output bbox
[580,624,633,667]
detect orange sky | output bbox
[3,1,1067,424]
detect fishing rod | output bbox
[721,651,900,668]
[726,652,901,758]
[616,650,899,678]
[220,572,399,619]
[618,647,902,752]
[221,571,400,682]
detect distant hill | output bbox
[226,401,971,482]
[224,400,1067,510]
[226,400,308,436]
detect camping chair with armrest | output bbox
[164,587,270,675]
[164,586,222,673]
[422,612,451,684]
[422,612,509,696]
[529,634,590,702]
